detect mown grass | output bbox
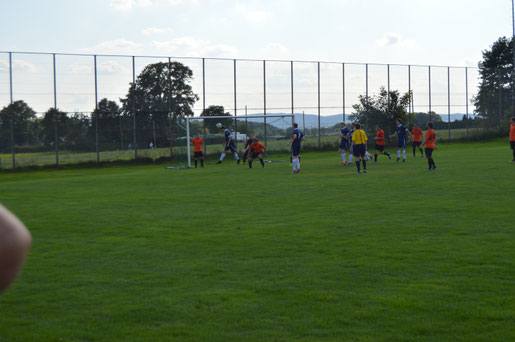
[0,141,513,341]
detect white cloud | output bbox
[267,42,288,52]
[376,33,415,47]
[153,37,238,57]
[110,0,198,11]
[235,5,271,23]
[80,39,142,54]
[0,59,39,73]
[142,27,174,36]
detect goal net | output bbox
[183,114,294,168]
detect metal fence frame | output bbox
[0,50,497,169]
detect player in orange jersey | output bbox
[373,124,392,162]
[191,133,204,168]
[420,122,437,171]
[510,117,515,162]
[248,138,267,168]
[411,123,424,158]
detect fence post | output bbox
[94,55,99,163]
[428,66,432,123]
[9,52,15,170]
[365,63,369,130]
[465,67,469,139]
[291,61,294,126]
[447,66,451,142]
[132,56,137,159]
[408,65,412,113]
[387,64,390,113]
[233,59,237,147]
[498,68,502,126]
[263,60,267,147]
[202,58,206,154]
[53,53,59,167]
[342,63,345,123]
[168,57,173,158]
[318,62,321,150]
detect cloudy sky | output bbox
[0,0,513,114]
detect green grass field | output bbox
[0,141,513,341]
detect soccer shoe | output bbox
[402,159,406,162]
[413,156,416,159]
[396,158,400,162]
[432,165,437,170]
[296,168,301,173]
[237,159,241,165]
[357,170,361,174]
[348,163,352,166]
[216,161,222,165]
[425,168,433,171]
[388,154,392,159]
[363,169,367,173]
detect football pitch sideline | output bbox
[0,141,513,341]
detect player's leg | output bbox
[425,148,432,170]
[231,145,241,164]
[194,157,198,168]
[217,146,229,164]
[248,154,254,168]
[374,147,378,162]
[412,142,417,158]
[418,142,424,157]
[258,153,265,167]
[355,146,361,173]
[242,148,249,163]
[396,146,401,161]
[511,141,515,161]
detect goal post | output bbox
[186,114,294,168]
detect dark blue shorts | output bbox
[375,144,384,152]
[511,141,515,150]
[398,138,406,149]
[353,144,366,157]
[339,140,349,150]
[291,144,301,156]
[425,148,434,158]
[224,143,237,153]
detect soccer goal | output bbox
[185,114,294,168]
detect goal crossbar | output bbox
[186,114,294,168]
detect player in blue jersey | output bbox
[389,119,411,162]
[289,122,304,173]
[339,122,350,165]
[216,125,241,165]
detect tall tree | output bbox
[92,99,122,149]
[39,108,69,148]
[120,62,198,156]
[200,105,232,133]
[474,36,514,125]
[0,101,36,151]
[351,87,412,135]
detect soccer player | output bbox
[389,118,410,162]
[241,134,255,163]
[191,133,204,168]
[373,124,392,162]
[289,122,304,173]
[411,123,424,158]
[248,139,267,168]
[339,122,351,165]
[348,123,356,166]
[420,122,437,171]
[350,123,368,174]
[0,205,31,293]
[216,125,241,165]
[510,117,515,162]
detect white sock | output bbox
[402,150,406,159]
[349,155,353,163]
[292,158,297,171]
[234,153,239,160]
[220,153,226,161]
[397,150,401,158]
[340,153,346,163]
[296,158,300,169]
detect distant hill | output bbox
[241,113,477,129]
